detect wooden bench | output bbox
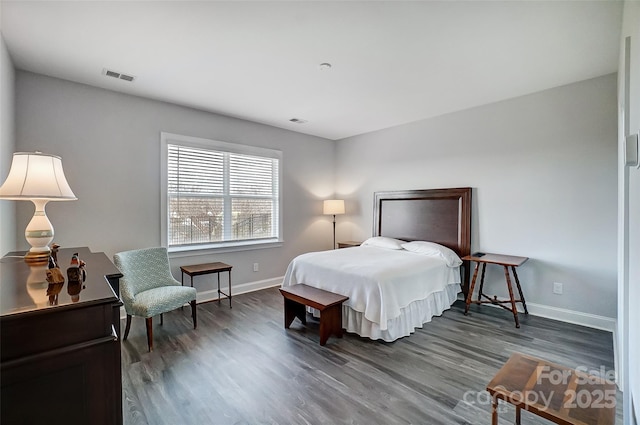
[279,284,349,346]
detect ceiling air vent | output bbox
[103,68,136,82]
[119,74,135,82]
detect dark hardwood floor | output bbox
[121,287,622,425]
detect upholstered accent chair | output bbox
[113,247,197,352]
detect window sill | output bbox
[167,239,283,258]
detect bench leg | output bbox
[284,298,306,329]
[319,304,343,346]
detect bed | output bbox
[282,187,472,342]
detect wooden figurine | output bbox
[46,281,64,305]
[45,253,65,286]
[66,252,87,284]
[66,252,87,303]
[45,250,65,306]
[50,243,60,266]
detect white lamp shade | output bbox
[0,152,76,200]
[323,199,345,215]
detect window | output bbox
[161,132,282,251]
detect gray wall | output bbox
[335,74,618,320]
[0,33,16,256]
[8,65,620,323]
[14,71,336,290]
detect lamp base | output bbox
[23,199,54,264]
[24,250,50,266]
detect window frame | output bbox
[161,132,283,254]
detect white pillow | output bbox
[401,241,462,267]
[361,236,405,250]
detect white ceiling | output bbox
[0,1,623,140]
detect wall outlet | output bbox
[253,263,259,272]
[553,282,563,295]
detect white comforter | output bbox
[282,246,460,330]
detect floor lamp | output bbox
[323,199,345,249]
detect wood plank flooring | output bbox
[121,287,622,425]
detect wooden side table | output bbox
[180,262,233,308]
[486,352,615,425]
[337,241,361,249]
[462,253,528,328]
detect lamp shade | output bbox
[0,152,77,200]
[323,199,345,215]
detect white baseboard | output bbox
[458,293,616,332]
[195,276,283,304]
[523,302,616,332]
[119,276,283,320]
[121,281,616,333]
[612,325,621,390]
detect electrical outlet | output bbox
[253,263,259,272]
[553,282,563,295]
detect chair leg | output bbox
[160,313,163,326]
[191,300,197,329]
[146,317,153,352]
[123,314,132,341]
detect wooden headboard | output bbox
[373,187,472,296]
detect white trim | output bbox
[161,132,283,159]
[159,131,283,252]
[523,302,616,332]
[457,294,616,332]
[168,241,283,258]
[613,325,621,389]
[195,276,282,304]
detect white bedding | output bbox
[282,246,461,337]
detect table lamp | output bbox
[323,199,345,249]
[0,152,77,264]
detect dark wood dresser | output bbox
[1,247,123,425]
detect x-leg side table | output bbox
[462,253,528,327]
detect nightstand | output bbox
[337,241,361,249]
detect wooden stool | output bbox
[487,352,615,425]
[279,284,349,346]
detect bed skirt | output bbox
[312,283,460,342]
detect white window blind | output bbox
[162,133,281,250]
